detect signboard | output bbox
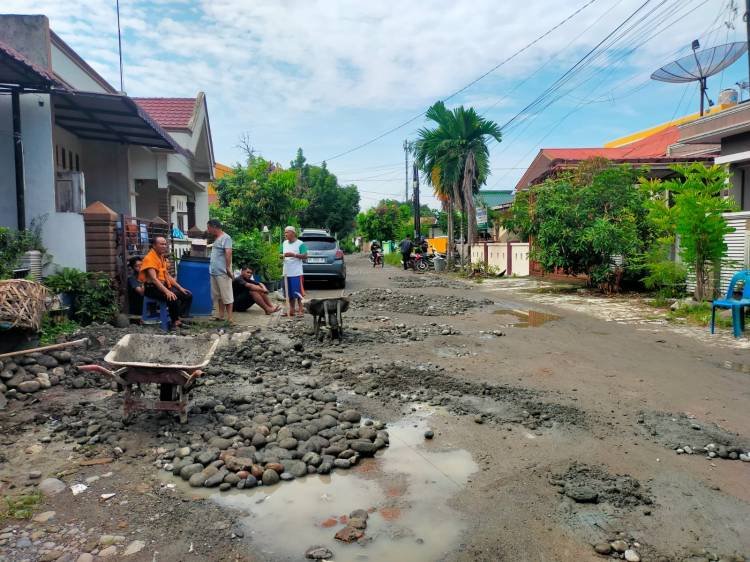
[476,207,488,229]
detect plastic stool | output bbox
[142,296,170,331]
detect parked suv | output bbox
[300,232,346,288]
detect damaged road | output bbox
[0,255,749,562]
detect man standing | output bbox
[281,226,307,317]
[399,234,413,271]
[207,219,234,322]
[232,266,280,314]
[139,237,192,327]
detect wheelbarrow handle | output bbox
[183,369,204,391]
[79,364,128,386]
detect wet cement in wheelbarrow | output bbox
[169,416,477,562]
[108,334,214,367]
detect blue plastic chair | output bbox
[711,270,750,338]
[142,296,170,331]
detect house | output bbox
[678,101,750,291]
[0,14,214,273]
[209,162,233,205]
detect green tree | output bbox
[414,101,502,265]
[643,163,736,300]
[357,201,403,242]
[299,161,360,236]
[504,161,653,291]
[211,157,306,233]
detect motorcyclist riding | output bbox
[370,240,382,267]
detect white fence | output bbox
[470,242,530,276]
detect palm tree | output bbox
[414,101,501,266]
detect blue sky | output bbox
[5,0,748,208]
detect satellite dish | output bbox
[651,41,748,116]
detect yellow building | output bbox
[208,162,232,205]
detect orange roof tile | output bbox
[133,97,198,129]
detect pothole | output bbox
[167,416,477,562]
[492,308,561,327]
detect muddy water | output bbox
[171,416,477,561]
[493,308,561,327]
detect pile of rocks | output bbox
[0,350,74,406]
[333,508,370,544]
[157,406,388,489]
[592,537,643,561]
[350,288,492,316]
[551,463,653,508]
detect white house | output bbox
[0,14,214,272]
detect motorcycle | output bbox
[410,251,433,272]
[369,250,384,268]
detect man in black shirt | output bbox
[399,235,413,270]
[127,256,145,315]
[232,266,280,314]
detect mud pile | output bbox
[329,361,586,430]
[551,463,653,508]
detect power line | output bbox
[314,0,601,164]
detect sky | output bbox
[5,0,749,209]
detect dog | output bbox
[304,297,350,340]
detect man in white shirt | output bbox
[207,219,233,322]
[281,226,307,317]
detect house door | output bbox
[187,201,196,229]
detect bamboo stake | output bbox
[0,338,88,360]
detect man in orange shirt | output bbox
[139,236,192,327]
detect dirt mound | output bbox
[329,361,586,430]
[350,288,492,316]
[551,463,653,508]
[388,275,468,290]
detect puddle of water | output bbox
[720,360,750,374]
[492,308,561,328]
[168,416,477,562]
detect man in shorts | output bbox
[207,219,234,322]
[281,226,307,317]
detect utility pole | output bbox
[403,139,409,202]
[745,0,750,86]
[412,161,420,239]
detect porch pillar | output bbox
[82,201,119,276]
[11,89,25,230]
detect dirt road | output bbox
[0,255,748,562]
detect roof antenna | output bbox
[116,0,124,93]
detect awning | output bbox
[0,39,64,91]
[52,90,188,156]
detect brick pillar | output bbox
[82,201,118,276]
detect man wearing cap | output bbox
[281,226,307,317]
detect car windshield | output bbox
[302,238,337,251]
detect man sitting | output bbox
[232,266,280,315]
[139,236,192,327]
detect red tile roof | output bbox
[133,97,198,130]
[515,126,685,190]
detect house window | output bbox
[68,151,73,170]
[60,148,66,170]
[55,171,86,213]
[55,145,60,168]
[75,154,80,172]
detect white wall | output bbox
[50,43,110,93]
[194,188,209,229]
[80,140,130,215]
[21,93,86,271]
[470,242,529,276]
[0,94,17,228]
[511,243,530,276]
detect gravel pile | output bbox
[350,288,492,316]
[0,350,73,407]
[638,412,750,462]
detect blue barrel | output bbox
[177,256,212,316]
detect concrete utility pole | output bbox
[412,161,420,239]
[403,140,409,202]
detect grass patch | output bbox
[39,316,79,345]
[667,301,732,328]
[383,252,402,268]
[647,295,674,309]
[1,491,42,521]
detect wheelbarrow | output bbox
[304,297,350,341]
[79,334,220,424]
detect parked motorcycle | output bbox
[410,252,433,272]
